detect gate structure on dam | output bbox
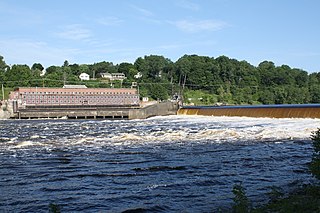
[178,104,320,119]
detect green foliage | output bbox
[184,89,217,105]
[48,203,61,213]
[310,128,320,180]
[31,63,44,71]
[0,88,13,100]
[230,184,320,213]
[232,183,251,213]
[146,84,169,101]
[254,185,320,213]
[1,54,320,105]
[266,186,284,204]
[5,65,32,87]
[309,84,320,103]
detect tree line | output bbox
[1,54,320,105]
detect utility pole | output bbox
[1,84,4,101]
[63,71,66,86]
[180,74,187,106]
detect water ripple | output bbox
[0,116,319,212]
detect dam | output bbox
[9,101,178,120]
[177,104,320,119]
[7,86,178,120]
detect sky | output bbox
[0,0,319,72]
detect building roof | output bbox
[63,85,87,88]
[12,87,138,94]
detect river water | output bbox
[0,115,319,212]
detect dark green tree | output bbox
[5,64,32,87]
[135,55,172,81]
[310,128,320,180]
[148,84,169,101]
[232,183,251,213]
[91,61,117,77]
[0,55,9,83]
[309,84,320,103]
[31,63,44,72]
[118,62,136,80]
[31,63,43,83]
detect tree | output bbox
[310,128,320,180]
[118,62,136,80]
[294,69,309,87]
[5,65,32,87]
[258,89,275,104]
[31,63,44,72]
[0,55,9,83]
[45,66,60,75]
[176,55,217,90]
[43,67,64,87]
[216,55,236,84]
[69,63,80,76]
[31,63,44,81]
[148,84,169,101]
[63,60,69,67]
[217,85,232,103]
[232,183,251,213]
[309,84,320,103]
[135,55,172,80]
[91,61,117,77]
[258,61,276,87]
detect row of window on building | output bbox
[20,91,135,95]
[22,95,139,100]
[25,99,137,105]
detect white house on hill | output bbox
[79,73,90,81]
[101,73,126,81]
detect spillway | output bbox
[177,104,320,118]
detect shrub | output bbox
[310,128,320,180]
[232,183,251,213]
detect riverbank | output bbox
[0,101,11,119]
[0,109,10,119]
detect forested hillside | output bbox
[1,54,319,105]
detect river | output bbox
[0,115,319,212]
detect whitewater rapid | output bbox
[1,115,319,151]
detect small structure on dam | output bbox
[178,104,320,119]
[8,86,178,119]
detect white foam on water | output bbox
[15,141,36,148]
[2,115,320,150]
[30,135,40,139]
[105,115,320,144]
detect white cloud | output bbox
[97,17,123,26]
[56,24,92,41]
[176,0,200,11]
[0,39,78,67]
[130,5,154,17]
[170,19,228,33]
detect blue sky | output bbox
[0,0,319,72]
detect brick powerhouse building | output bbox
[10,86,140,110]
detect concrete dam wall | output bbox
[11,102,178,120]
[129,102,178,119]
[178,104,320,119]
